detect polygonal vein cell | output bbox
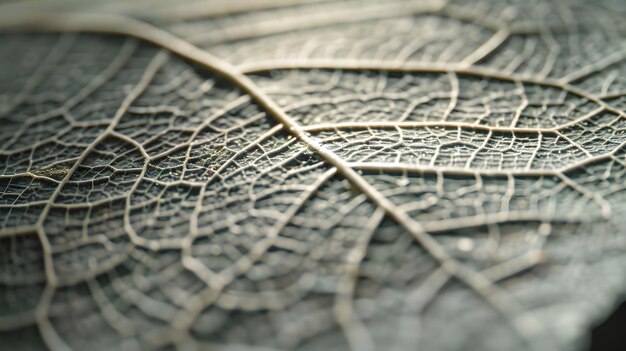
[254,70,604,129]
[174,10,494,67]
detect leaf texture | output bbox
[0,0,625,350]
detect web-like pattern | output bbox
[0,0,626,350]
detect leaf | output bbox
[0,1,625,350]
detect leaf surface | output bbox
[0,1,625,350]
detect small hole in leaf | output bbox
[589,301,626,351]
